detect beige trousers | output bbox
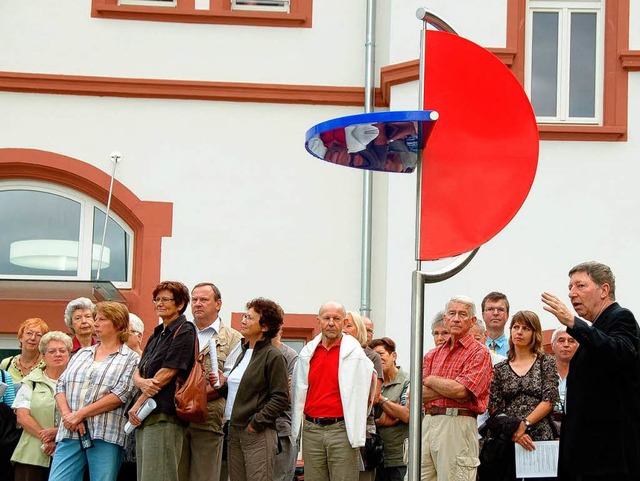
[420,414,479,481]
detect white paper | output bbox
[515,440,559,478]
[209,338,221,388]
[124,398,157,434]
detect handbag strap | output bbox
[173,321,201,362]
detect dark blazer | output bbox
[560,302,640,477]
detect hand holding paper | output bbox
[124,398,157,434]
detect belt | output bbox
[305,415,345,426]
[426,407,477,418]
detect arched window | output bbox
[0,180,134,288]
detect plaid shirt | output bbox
[56,344,139,446]
[422,332,492,413]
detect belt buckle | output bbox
[445,407,458,416]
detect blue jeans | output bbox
[49,438,123,481]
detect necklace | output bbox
[17,354,41,373]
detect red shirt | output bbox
[422,332,493,413]
[304,337,344,418]
[71,336,98,353]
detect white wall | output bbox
[0,90,369,318]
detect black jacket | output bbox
[560,302,640,477]
[478,413,521,481]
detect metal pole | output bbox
[408,270,425,481]
[359,0,376,317]
[96,152,121,281]
[408,10,430,481]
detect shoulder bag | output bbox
[173,324,208,423]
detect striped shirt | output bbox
[56,344,139,446]
[422,332,493,413]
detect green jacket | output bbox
[11,368,58,468]
[220,337,288,432]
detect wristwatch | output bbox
[523,419,532,429]
[380,397,389,405]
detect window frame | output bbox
[0,180,134,288]
[525,0,605,125]
[92,0,312,28]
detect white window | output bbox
[0,181,133,288]
[525,0,604,124]
[231,0,289,13]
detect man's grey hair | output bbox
[431,310,445,331]
[473,318,487,333]
[445,295,476,318]
[551,326,569,345]
[129,313,144,335]
[39,331,73,355]
[64,297,95,328]
[569,261,616,300]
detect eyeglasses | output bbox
[484,307,507,313]
[153,297,175,304]
[24,331,43,339]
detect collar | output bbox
[487,333,507,346]
[316,334,343,352]
[242,336,272,351]
[193,317,221,335]
[155,314,187,336]
[71,336,98,352]
[451,331,476,349]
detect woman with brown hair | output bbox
[481,310,559,480]
[127,281,195,481]
[48,302,139,481]
[213,297,288,481]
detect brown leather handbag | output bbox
[174,330,208,424]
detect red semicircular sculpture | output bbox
[420,30,539,260]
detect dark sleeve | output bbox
[164,322,196,373]
[285,350,299,377]
[540,354,559,405]
[250,349,289,432]
[568,309,640,366]
[369,350,384,381]
[488,362,504,413]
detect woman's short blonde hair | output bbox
[346,311,368,345]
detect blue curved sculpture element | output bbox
[305,110,438,173]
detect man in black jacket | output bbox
[542,261,640,481]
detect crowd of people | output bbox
[1,260,639,481]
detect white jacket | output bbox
[291,333,374,448]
